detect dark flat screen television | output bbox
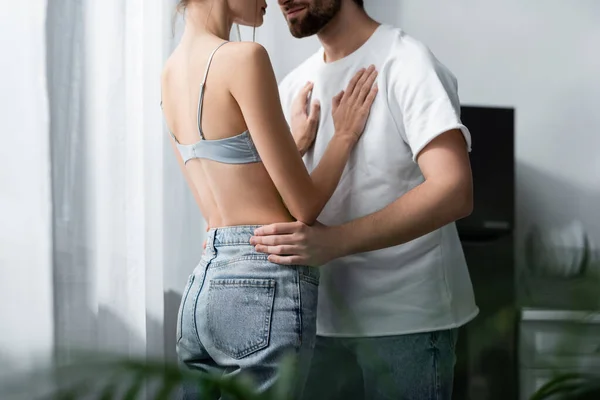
[456,106,515,241]
[453,106,517,400]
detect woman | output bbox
[161,0,378,398]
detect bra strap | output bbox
[197,41,229,140]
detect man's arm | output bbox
[332,128,472,256]
[250,128,472,266]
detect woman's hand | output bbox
[291,81,320,156]
[332,65,378,144]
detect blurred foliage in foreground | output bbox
[530,373,600,400]
[1,350,599,399]
[0,351,296,400]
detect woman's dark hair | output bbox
[353,0,364,8]
[177,0,189,13]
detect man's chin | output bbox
[287,24,317,38]
[290,31,310,38]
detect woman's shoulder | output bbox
[224,41,272,65]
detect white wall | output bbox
[0,0,54,375]
[396,0,600,253]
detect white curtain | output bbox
[0,0,54,376]
[47,0,178,361]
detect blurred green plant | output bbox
[531,373,600,400]
[0,350,297,400]
[5,351,600,400]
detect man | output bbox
[251,0,479,399]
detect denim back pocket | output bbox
[177,274,196,343]
[207,278,276,359]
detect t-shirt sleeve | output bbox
[388,50,472,162]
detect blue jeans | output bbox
[301,329,458,400]
[176,226,319,399]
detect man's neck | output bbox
[317,4,380,63]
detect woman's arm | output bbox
[229,43,378,225]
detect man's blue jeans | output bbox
[301,329,458,400]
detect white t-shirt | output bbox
[278,24,479,337]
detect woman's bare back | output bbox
[161,38,294,229]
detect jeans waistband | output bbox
[205,225,261,251]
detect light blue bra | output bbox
[161,41,261,165]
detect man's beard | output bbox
[287,0,341,38]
